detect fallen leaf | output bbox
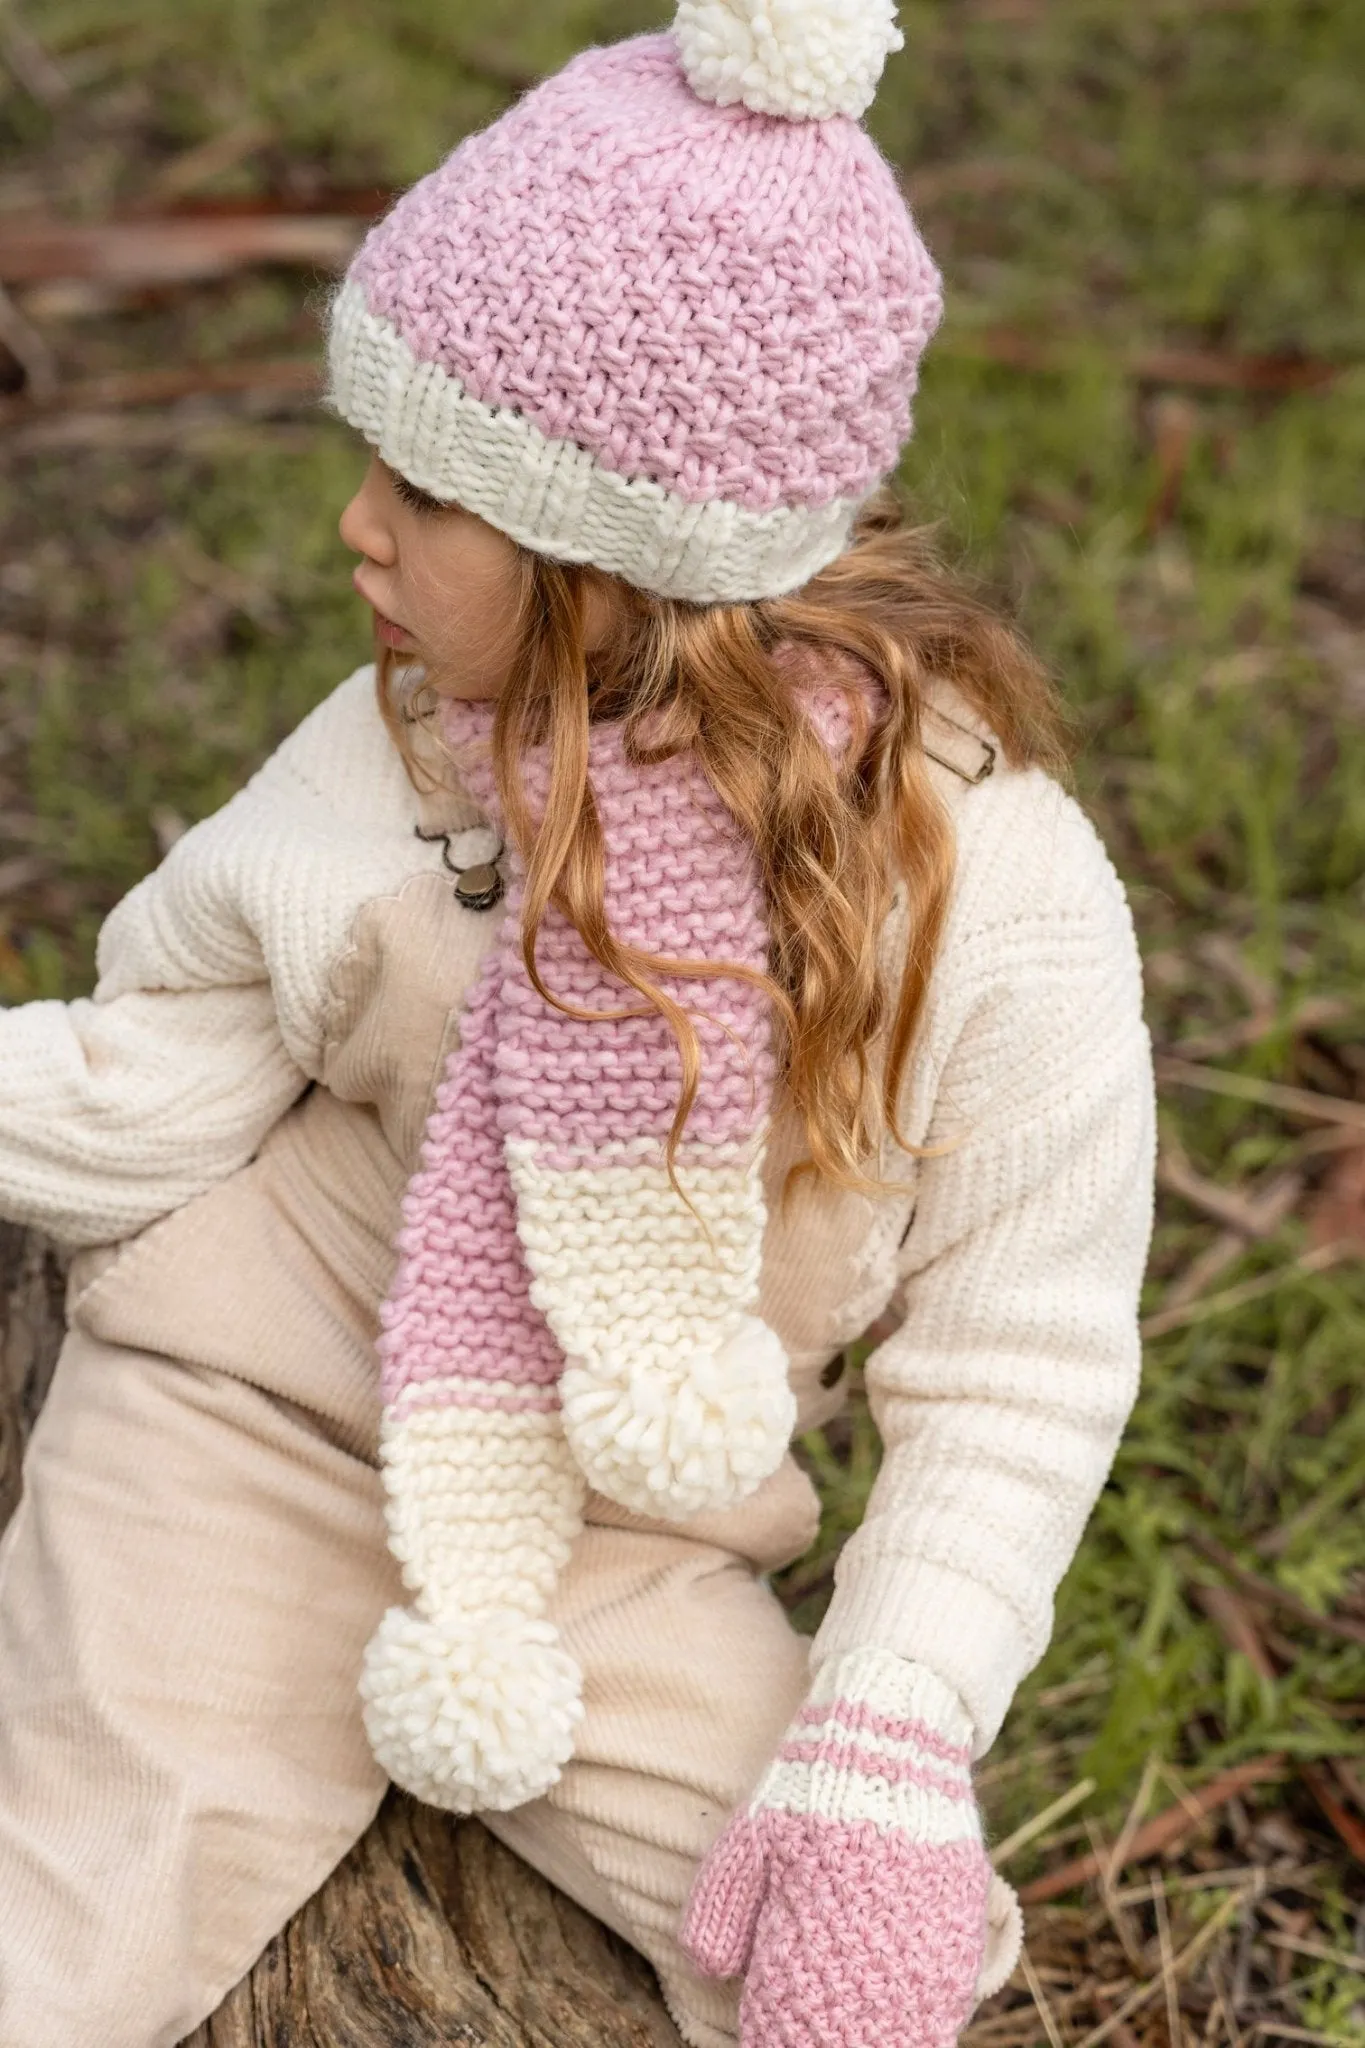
[0,357,321,425]
[0,214,362,289]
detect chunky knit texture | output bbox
[684,1650,996,2045]
[362,700,794,1810]
[328,21,942,600]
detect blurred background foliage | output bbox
[1,0,1363,2034]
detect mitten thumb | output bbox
[681,1812,770,1979]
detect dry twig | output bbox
[0,214,361,289]
[1156,1059,1365,1135]
[0,357,321,426]
[1141,1244,1342,1340]
[1250,2028,1360,2046]
[141,121,276,206]
[994,1779,1098,1868]
[1263,1932,1365,1978]
[1072,1887,1258,2048]
[1189,1533,1365,1651]
[1297,1767,1365,1863]
[1194,1589,1365,1867]
[1158,1229,1257,1317]
[1020,1758,1288,1905]
[943,328,1347,394]
[0,280,56,399]
[1169,996,1351,1065]
[1156,1137,1302,1239]
[0,6,71,106]
[1021,1947,1072,2048]
[1152,1877,1183,2048]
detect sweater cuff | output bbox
[808,1551,1037,1757]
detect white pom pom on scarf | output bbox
[560,1314,796,1519]
[674,0,903,122]
[360,1605,583,1814]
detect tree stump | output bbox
[0,1223,685,2048]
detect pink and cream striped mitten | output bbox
[683,1648,1011,2048]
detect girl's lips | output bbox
[372,611,417,651]
[352,574,418,651]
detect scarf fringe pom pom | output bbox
[359,1604,584,1813]
[560,1314,796,1519]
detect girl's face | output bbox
[339,455,527,701]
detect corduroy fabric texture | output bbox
[327,29,942,600]
[0,1324,817,2048]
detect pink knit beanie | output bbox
[327,0,941,602]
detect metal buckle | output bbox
[922,709,997,785]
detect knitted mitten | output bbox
[682,1649,998,2047]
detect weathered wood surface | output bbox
[181,1794,683,2048]
[0,1221,684,2048]
[0,1223,64,1532]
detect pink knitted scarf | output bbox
[358,698,796,1813]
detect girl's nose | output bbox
[338,466,397,566]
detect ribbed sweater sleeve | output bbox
[810,772,1156,1754]
[0,983,305,1249]
[0,666,437,1248]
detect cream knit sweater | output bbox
[0,668,1155,1752]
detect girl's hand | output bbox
[682,1649,1015,2047]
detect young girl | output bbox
[0,4,1155,2045]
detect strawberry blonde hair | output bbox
[379,489,1068,1190]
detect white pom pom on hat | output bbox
[674,0,903,122]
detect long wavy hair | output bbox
[379,489,1068,1190]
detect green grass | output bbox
[1,0,1363,2018]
